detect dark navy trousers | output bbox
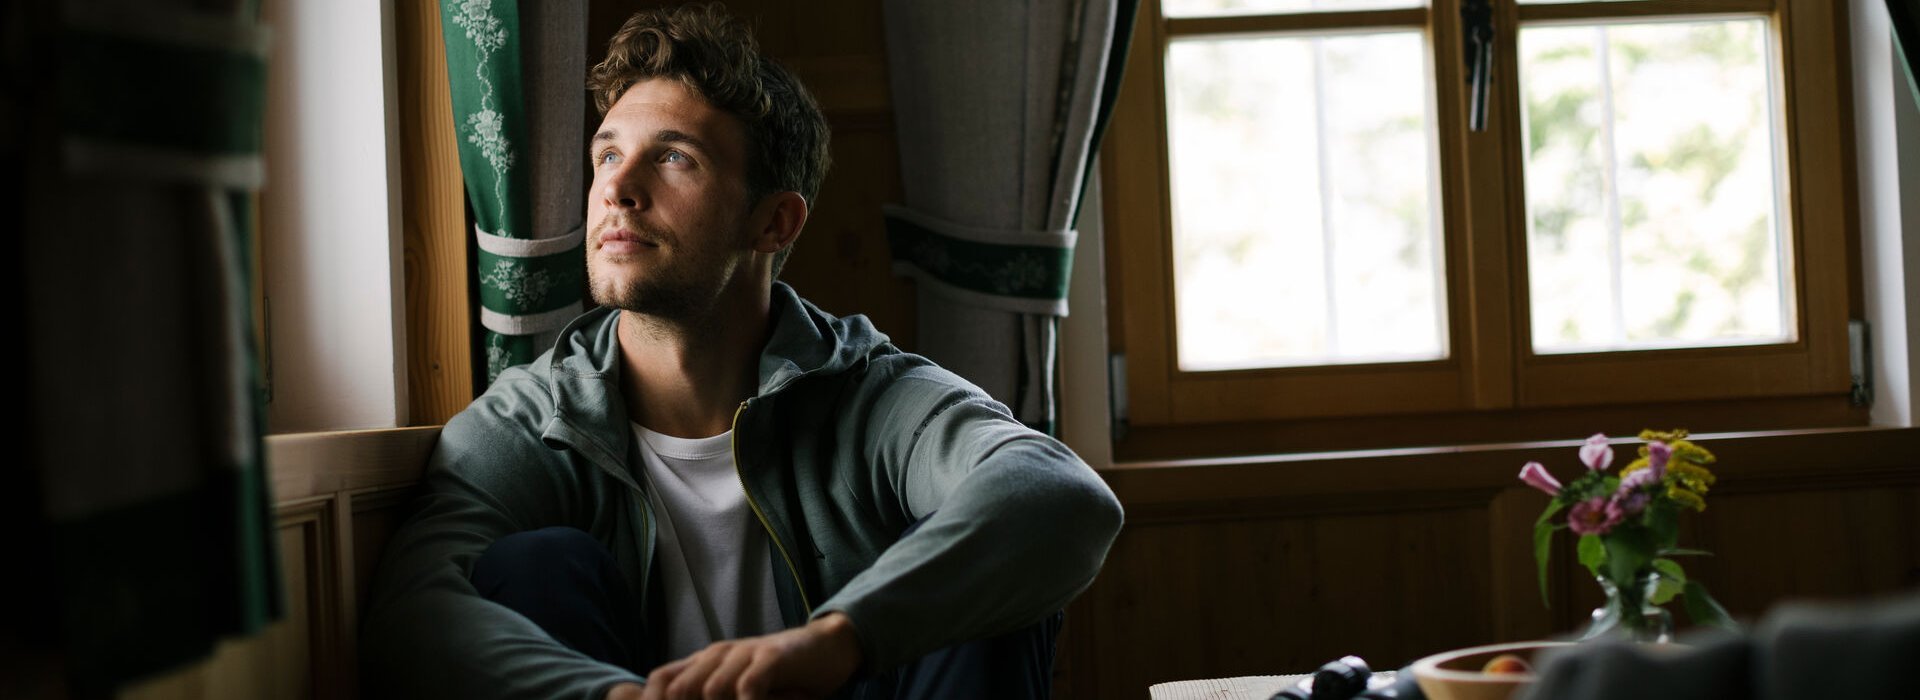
[470,526,1062,699]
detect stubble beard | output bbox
[586,218,730,324]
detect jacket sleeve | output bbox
[810,366,1125,673]
[360,384,645,700]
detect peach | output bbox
[1481,653,1533,675]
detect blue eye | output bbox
[597,151,618,165]
[662,150,687,164]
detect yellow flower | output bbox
[1668,461,1717,495]
[1669,438,1717,466]
[1639,428,1691,443]
[1667,484,1706,511]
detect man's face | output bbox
[586,77,758,320]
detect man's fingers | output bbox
[704,646,757,699]
[733,650,779,700]
[667,645,731,700]
[638,662,676,700]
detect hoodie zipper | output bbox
[732,399,814,617]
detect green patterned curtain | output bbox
[441,0,587,388]
[20,0,281,693]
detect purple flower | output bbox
[1569,497,1623,535]
[1609,489,1651,518]
[1619,465,1660,492]
[1519,461,1563,496]
[1646,441,1671,481]
[1580,433,1614,471]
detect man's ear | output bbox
[752,191,809,255]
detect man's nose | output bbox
[601,161,648,210]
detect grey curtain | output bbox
[882,0,1131,434]
[440,0,587,388]
[19,0,281,693]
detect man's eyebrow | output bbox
[589,128,708,153]
[654,129,708,152]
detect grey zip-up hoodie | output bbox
[361,282,1124,699]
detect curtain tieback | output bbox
[882,204,1077,317]
[474,224,586,336]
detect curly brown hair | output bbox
[588,4,831,215]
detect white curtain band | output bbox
[64,2,272,56]
[481,303,583,336]
[64,139,264,190]
[475,224,585,257]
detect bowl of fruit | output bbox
[1409,641,1573,700]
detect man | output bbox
[361,5,1124,700]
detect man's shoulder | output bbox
[438,361,557,449]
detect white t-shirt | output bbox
[630,423,785,662]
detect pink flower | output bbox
[1519,461,1563,496]
[1646,441,1671,481]
[1580,433,1614,471]
[1569,497,1623,535]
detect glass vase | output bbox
[1584,572,1673,643]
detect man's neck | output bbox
[615,287,772,439]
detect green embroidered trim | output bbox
[475,245,585,316]
[60,31,265,155]
[885,216,1075,302]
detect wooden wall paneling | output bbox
[1485,487,1561,642]
[1077,506,1498,697]
[118,498,337,700]
[266,427,439,503]
[349,487,420,616]
[1072,428,1920,696]
[398,0,475,425]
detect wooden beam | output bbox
[398,0,474,426]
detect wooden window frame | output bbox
[1104,0,1862,457]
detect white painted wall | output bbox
[1852,0,1920,427]
[260,0,408,433]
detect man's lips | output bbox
[597,229,658,254]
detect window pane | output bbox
[1163,0,1423,18]
[1166,33,1446,371]
[1519,19,1792,354]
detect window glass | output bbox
[1166,33,1447,371]
[1520,18,1791,354]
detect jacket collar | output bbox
[536,282,889,465]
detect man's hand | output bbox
[636,612,864,700]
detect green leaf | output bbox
[1658,548,1714,558]
[1649,559,1686,605]
[1651,558,1687,584]
[1534,500,1566,607]
[1682,581,1738,631]
[1647,503,1681,551]
[1577,534,1606,577]
[1605,528,1656,586]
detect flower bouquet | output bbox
[1520,429,1737,641]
